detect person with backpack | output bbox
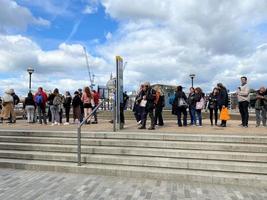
[174,86,188,127]
[24,92,36,123]
[63,91,72,125]
[48,88,61,125]
[34,87,48,125]
[138,82,156,130]
[72,91,82,124]
[154,86,165,126]
[208,88,219,126]
[81,87,94,124]
[217,83,229,127]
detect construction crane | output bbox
[83,46,95,89]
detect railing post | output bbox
[77,126,81,166]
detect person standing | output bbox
[0,89,15,124]
[194,87,205,127]
[154,87,165,126]
[81,87,94,124]
[187,87,195,126]
[72,91,82,124]
[208,88,219,126]
[237,76,250,128]
[139,82,156,130]
[10,89,20,123]
[34,87,48,125]
[174,86,187,127]
[133,85,144,124]
[24,92,36,123]
[217,83,229,127]
[48,88,61,125]
[63,91,72,125]
[120,91,129,129]
[255,87,267,127]
[92,90,100,124]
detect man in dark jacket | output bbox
[217,83,229,127]
[139,82,156,130]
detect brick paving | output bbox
[0,168,266,200]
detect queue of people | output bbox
[0,76,266,128]
[0,86,100,126]
[132,77,267,129]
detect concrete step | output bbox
[0,150,267,174]
[1,130,267,144]
[0,142,267,162]
[0,137,266,153]
[0,158,266,187]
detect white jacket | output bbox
[237,84,250,102]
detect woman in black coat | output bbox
[174,86,188,127]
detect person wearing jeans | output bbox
[208,88,219,126]
[188,87,195,125]
[34,87,48,125]
[237,76,250,128]
[24,92,36,123]
[174,86,187,127]
[255,87,267,127]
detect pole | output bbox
[29,73,32,92]
[191,77,193,88]
[77,126,81,166]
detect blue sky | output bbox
[0,0,267,96]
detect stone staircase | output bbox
[0,130,266,187]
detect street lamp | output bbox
[189,74,196,88]
[27,67,34,92]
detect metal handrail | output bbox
[77,101,105,166]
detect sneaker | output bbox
[137,120,142,125]
[148,127,155,130]
[91,121,98,124]
[244,125,248,128]
[64,122,69,125]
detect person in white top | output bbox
[237,76,250,128]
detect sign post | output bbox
[115,56,124,131]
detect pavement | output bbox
[0,168,266,200]
[0,118,266,135]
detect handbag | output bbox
[196,98,205,110]
[220,107,230,121]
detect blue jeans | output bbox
[189,106,195,125]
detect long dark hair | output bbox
[84,87,92,98]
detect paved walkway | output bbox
[0,169,266,200]
[0,119,266,135]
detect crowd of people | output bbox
[133,77,267,129]
[0,76,266,129]
[0,87,100,126]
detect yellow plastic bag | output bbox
[220,107,230,121]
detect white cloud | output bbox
[0,0,50,32]
[96,0,267,92]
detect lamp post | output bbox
[27,67,34,92]
[189,74,195,88]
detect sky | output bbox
[0,0,267,96]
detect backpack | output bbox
[177,97,188,108]
[53,95,62,106]
[35,94,43,106]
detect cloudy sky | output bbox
[0,0,267,96]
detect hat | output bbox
[74,91,79,95]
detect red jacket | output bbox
[34,90,48,107]
[93,92,100,105]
